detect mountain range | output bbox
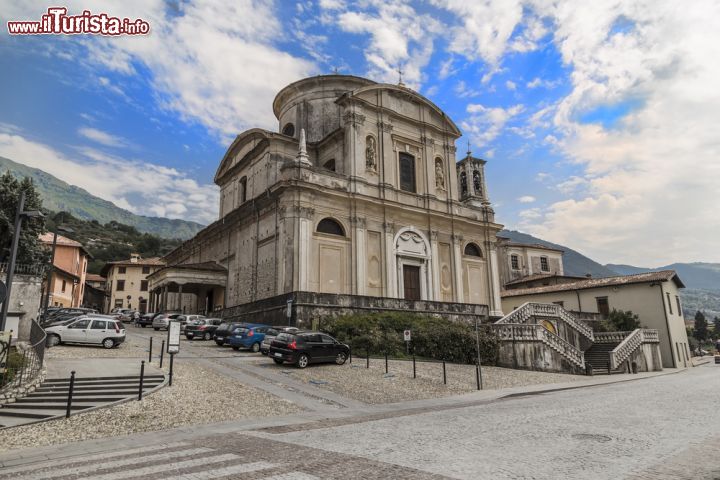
[0,156,204,239]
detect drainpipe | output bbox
[657,282,676,368]
[575,289,582,312]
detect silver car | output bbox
[46,317,126,349]
[152,313,182,331]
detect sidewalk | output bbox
[0,365,685,468]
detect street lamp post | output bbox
[0,191,44,331]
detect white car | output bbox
[46,316,126,349]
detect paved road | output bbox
[2,361,718,479]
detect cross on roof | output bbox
[397,66,404,86]
[467,140,472,157]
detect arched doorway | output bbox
[394,228,431,301]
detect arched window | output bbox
[238,176,247,205]
[464,243,482,257]
[316,218,345,236]
[323,159,336,172]
[282,123,295,137]
[399,152,416,193]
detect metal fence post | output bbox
[160,340,165,368]
[476,364,481,390]
[349,346,352,364]
[442,361,447,385]
[18,349,27,388]
[148,337,153,363]
[66,370,76,418]
[138,360,145,401]
[385,352,388,374]
[366,347,369,369]
[169,353,175,386]
[413,355,416,379]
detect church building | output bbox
[148,75,504,325]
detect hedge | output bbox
[319,312,498,365]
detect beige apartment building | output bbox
[500,270,690,368]
[101,254,164,313]
[39,233,91,308]
[497,237,565,288]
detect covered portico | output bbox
[147,262,227,315]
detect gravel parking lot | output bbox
[255,356,585,404]
[0,358,302,452]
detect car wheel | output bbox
[251,342,260,353]
[296,354,309,369]
[141,324,146,328]
[232,346,240,351]
[203,332,211,341]
[102,338,115,349]
[335,352,347,365]
[47,334,61,347]
[153,327,159,331]
[273,358,284,365]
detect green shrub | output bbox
[320,312,498,365]
[1,348,26,386]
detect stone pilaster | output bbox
[487,240,503,317]
[430,230,440,302]
[383,221,396,298]
[451,234,464,303]
[351,216,367,296]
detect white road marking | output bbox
[0,442,189,477]
[153,461,279,480]
[20,447,212,480]
[86,454,240,480]
[262,474,321,480]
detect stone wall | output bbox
[5,274,42,341]
[222,291,490,329]
[496,340,586,375]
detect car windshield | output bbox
[189,319,205,326]
[233,327,248,334]
[276,333,295,342]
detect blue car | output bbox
[228,323,272,352]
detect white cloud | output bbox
[333,1,442,87]
[0,128,218,224]
[461,103,524,147]
[77,127,127,147]
[505,80,517,90]
[526,77,562,89]
[518,195,536,203]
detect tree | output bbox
[0,171,48,265]
[693,311,709,342]
[607,309,641,331]
[714,317,720,340]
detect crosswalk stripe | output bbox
[153,461,279,480]
[261,474,321,480]
[18,447,212,480]
[0,442,189,477]
[86,454,241,480]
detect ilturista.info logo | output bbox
[7,7,150,35]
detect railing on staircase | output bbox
[493,323,586,369]
[609,328,660,370]
[496,302,594,343]
[594,331,632,344]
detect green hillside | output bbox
[0,156,205,239]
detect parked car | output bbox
[184,318,223,340]
[46,316,126,349]
[117,309,137,323]
[228,324,272,352]
[260,326,300,355]
[152,312,183,331]
[137,312,159,328]
[212,322,244,346]
[42,307,97,325]
[269,331,349,368]
[176,314,205,332]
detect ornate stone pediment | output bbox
[396,231,428,257]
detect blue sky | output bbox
[1,1,718,266]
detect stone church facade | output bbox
[149,75,504,326]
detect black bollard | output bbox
[413,355,416,379]
[138,360,145,401]
[66,370,76,418]
[476,364,480,390]
[148,337,153,363]
[169,353,175,386]
[442,361,447,385]
[385,352,388,374]
[366,347,369,369]
[349,346,352,364]
[160,340,165,368]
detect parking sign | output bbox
[167,321,181,354]
[404,330,411,342]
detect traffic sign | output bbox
[404,329,411,342]
[167,321,181,354]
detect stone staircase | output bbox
[0,374,165,428]
[583,342,618,374]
